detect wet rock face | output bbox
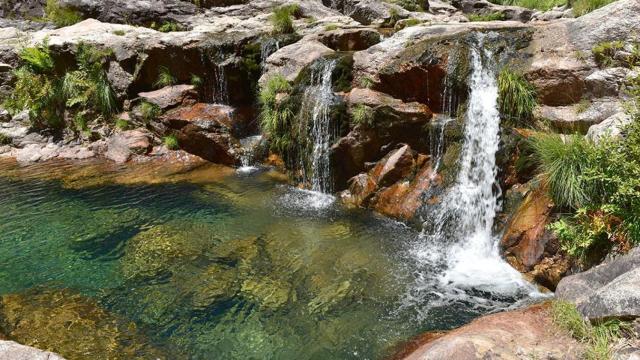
[397,303,584,360]
[556,248,640,322]
[331,88,433,188]
[0,288,165,360]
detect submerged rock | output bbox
[556,248,640,322]
[397,303,584,360]
[240,276,294,311]
[0,288,165,360]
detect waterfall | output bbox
[407,34,539,315]
[300,59,338,194]
[429,115,453,176]
[237,135,263,174]
[213,64,229,104]
[260,39,280,69]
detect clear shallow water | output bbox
[0,159,532,359]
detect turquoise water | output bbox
[0,159,513,359]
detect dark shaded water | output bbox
[0,159,518,359]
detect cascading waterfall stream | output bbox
[407,34,541,315]
[302,59,338,194]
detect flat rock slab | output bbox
[399,303,583,360]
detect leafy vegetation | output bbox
[113,30,126,36]
[498,68,537,125]
[468,12,506,21]
[532,74,640,263]
[115,118,130,130]
[552,301,630,359]
[154,66,177,88]
[0,133,11,145]
[45,0,83,27]
[163,134,179,150]
[592,41,640,68]
[3,42,117,131]
[270,5,301,34]
[391,0,426,11]
[259,75,296,154]
[190,74,203,88]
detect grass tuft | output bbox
[270,5,300,34]
[154,66,177,89]
[573,0,616,16]
[139,101,161,123]
[498,68,537,125]
[530,133,595,209]
[163,134,179,150]
[468,12,506,21]
[351,104,374,127]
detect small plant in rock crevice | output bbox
[154,66,177,89]
[270,5,301,35]
[551,300,631,360]
[468,12,506,21]
[163,134,179,150]
[498,68,537,126]
[139,101,162,124]
[350,104,374,127]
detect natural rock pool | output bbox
[0,158,531,359]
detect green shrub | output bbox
[154,66,177,88]
[351,104,374,127]
[115,118,130,130]
[63,43,118,117]
[259,75,295,154]
[139,101,161,123]
[468,12,506,21]
[392,0,424,11]
[113,30,126,36]
[498,68,537,125]
[270,5,299,34]
[573,0,616,16]
[163,134,179,150]
[530,133,595,209]
[45,0,82,27]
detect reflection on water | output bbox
[0,159,529,359]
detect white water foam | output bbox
[406,34,544,316]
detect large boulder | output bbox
[341,144,439,221]
[587,112,633,143]
[501,184,554,270]
[162,103,241,165]
[259,39,334,85]
[105,129,152,163]
[535,98,623,133]
[0,341,66,360]
[138,84,198,111]
[556,248,640,322]
[397,303,584,360]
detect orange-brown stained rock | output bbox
[396,303,583,360]
[372,164,439,221]
[501,185,554,270]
